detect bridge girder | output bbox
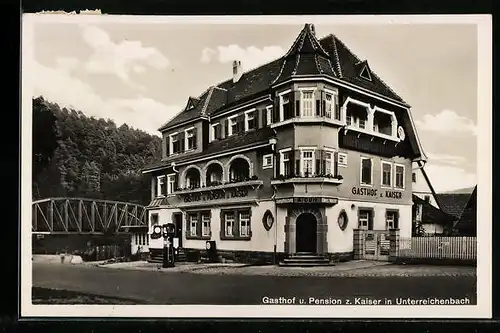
[32,198,148,235]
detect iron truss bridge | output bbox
[32,197,148,235]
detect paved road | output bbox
[33,263,476,305]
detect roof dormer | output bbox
[355,60,373,82]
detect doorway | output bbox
[295,213,317,253]
[172,213,183,248]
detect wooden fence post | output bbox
[388,229,400,262]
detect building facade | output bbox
[142,24,427,262]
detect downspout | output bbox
[270,131,279,265]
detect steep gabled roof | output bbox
[160,24,408,132]
[413,194,455,226]
[435,192,472,220]
[453,185,477,232]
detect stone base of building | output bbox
[149,248,353,265]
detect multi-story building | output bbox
[142,24,427,263]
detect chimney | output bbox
[232,60,242,83]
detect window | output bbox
[245,110,256,131]
[170,133,180,154]
[210,123,221,142]
[325,93,332,118]
[346,115,352,126]
[224,212,235,237]
[324,151,333,175]
[338,153,348,167]
[301,90,314,117]
[167,174,176,194]
[189,214,198,237]
[220,208,252,240]
[263,154,273,169]
[412,172,417,183]
[239,211,250,237]
[281,94,293,120]
[185,128,195,150]
[228,116,238,136]
[359,118,366,129]
[156,175,165,196]
[360,157,372,185]
[395,164,405,189]
[381,162,392,187]
[202,213,211,237]
[302,150,314,177]
[266,106,273,125]
[386,211,399,230]
[358,209,373,230]
[150,213,159,228]
[280,149,291,176]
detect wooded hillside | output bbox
[32,96,162,205]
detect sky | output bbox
[25,17,480,193]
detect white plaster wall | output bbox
[326,200,412,253]
[421,223,444,235]
[148,208,181,249]
[183,200,279,253]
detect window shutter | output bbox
[333,152,339,177]
[334,93,340,120]
[238,114,245,133]
[275,152,280,177]
[174,174,179,191]
[315,99,321,116]
[179,132,185,151]
[224,119,229,138]
[315,150,321,176]
[184,213,189,238]
[192,128,197,149]
[273,97,280,123]
[165,136,170,156]
[220,211,225,239]
[293,91,300,117]
[262,109,267,127]
[248,209,252,237]
[294,149,301,177]
[253,109,259,129]
[289,150,295,176]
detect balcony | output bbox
[270,116,344,129]
[174,178,263,195]
[271,174,343,186]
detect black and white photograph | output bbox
[21,14,492,318]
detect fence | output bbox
[397,237,476,261]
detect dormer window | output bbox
[228,115,238,137]
[244,109,256,131]
[358,62,373,82]
[301,90,314,117]
[210,123,221,142]
[170,133,180,155]
[185,127,196,151]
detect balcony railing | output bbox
[174,177,263,195]
[271,173,343,185]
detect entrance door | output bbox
[173,213,183,248]
[363,231,390,261]
[296,213,317,253]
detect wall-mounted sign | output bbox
[397,126,406,141]
[351,187,403,199]
[276,197,338,205]
[183,188,249,203]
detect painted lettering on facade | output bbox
[351,187,403,199]
[276,197,338,205]
[183,188,249,203]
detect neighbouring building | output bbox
[411,167,455,236]
[141,24,427,263]
[433,186,477,237]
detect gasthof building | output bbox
[142,24,426,263]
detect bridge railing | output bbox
[32,198,148,234]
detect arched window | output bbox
[185,167,201,189]
[229,158,250,182]
[206,163,224,186]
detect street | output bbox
[32,263,477,305]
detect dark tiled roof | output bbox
[319,34,406,103]
[142,127,275,172]
[454,186,477,232]
[413,195,455,226]
[160,24,408,132]
[435,193,472,219]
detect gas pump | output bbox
[162,223,176,268]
